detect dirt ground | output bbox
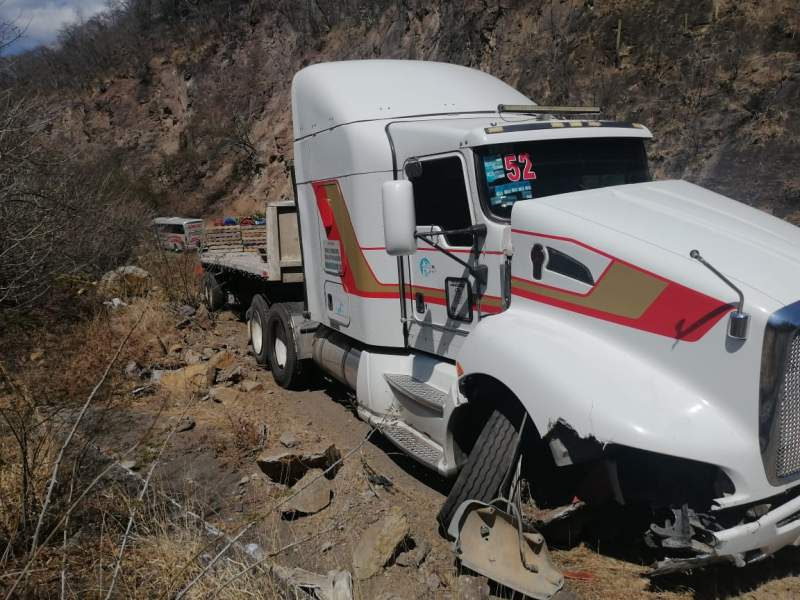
[97,304,800,600]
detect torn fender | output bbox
[456,306,773,507]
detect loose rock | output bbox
[282,469,333,517]
[208,350,236,370]
[240,379,263,392]
[169,343,184,355]
[183,349,202,365]
[159,364,215,394]
[455,575,490,600]
[194,305,212,329]
[119,460,137,471]
[352,506,410,580]
[209,386,241,404]
[217,365,244,384]
[176,417,195,432]
[395,538,431,568]
[178,304,196,318]
[30,350,44,362]
[279,431,300,448]
[425,573,441,591]
[256,443,341,485]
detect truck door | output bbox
[404,153,482,359]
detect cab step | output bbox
[379,420,444,470]
[384,374,447,414]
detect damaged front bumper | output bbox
[650,489,800,575]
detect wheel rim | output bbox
[251,314,263,355]
[274,325,287,369]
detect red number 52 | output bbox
[503,154,536,182]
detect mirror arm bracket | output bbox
[415,224,488,286]
[690,249,750,340]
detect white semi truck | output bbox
[201,60,800,575]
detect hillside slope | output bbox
[17,0,800,219]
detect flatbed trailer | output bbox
[200,199,305,311]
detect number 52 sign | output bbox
[503,153,537,182]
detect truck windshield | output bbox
[475,137,650,219]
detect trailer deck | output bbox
[200,200,303,283]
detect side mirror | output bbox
[381,180,417,256]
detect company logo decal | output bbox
[418,257,435,277]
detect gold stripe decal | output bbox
[512,262,667,319]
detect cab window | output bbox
[476,137,650,220]
[411,156,473,247]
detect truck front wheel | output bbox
[437,408,521,533]
[265,303,307,390]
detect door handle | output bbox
[415,292,426,313]
[531,244,547,280]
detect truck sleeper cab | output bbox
[202,60,800,575]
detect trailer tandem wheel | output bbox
[203,272,225,311]
[248,295,270,366]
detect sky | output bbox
[0,0,106,54]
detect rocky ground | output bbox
[89,292,800,600]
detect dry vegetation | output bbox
[0,255,292,598]
[1,1,800,599]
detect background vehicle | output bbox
[152,217,204,251]
[201,60,800,573]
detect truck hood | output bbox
[512,179,800,306]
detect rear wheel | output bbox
[437,408,521,533]
[203,272,225,311]
[265,303,307,389]
[248,295,270,366]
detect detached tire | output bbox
[203,272,225,311]
[265,303,307,389]
[249,295,270,366]
[437,409,521,533]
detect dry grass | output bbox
[97,496,285,600]
[138,246,204,308]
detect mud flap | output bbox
[447,500,563,599]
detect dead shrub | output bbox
[0,91,152,315]
[139,245,204,308]
[0,367,56,558]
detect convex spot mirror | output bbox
[381,180,417,256]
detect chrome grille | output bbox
[776,334,800,478]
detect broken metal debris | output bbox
[447,500,563,600]
[361,457,394,491]
[647,504,717,555]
